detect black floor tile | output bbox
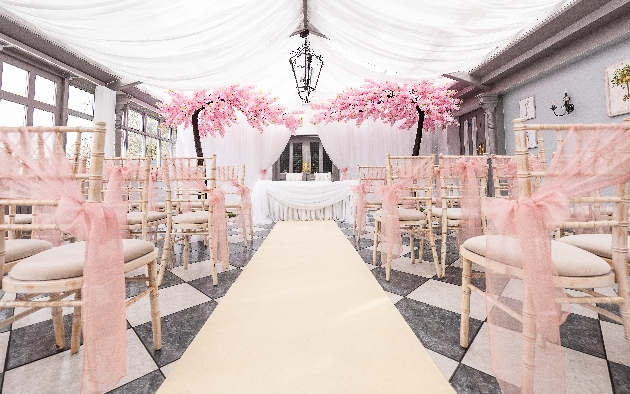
[189,268,242,299]
[6,314,77,370]
[450,364,507,394]
[559,314,605,358]
[134,301,217,367]
[228,247,254,268]
[356,247,378,265]
[609,361,630,394]
[396,298,483,361]
[371,267,429,297]
[597,302,622,325]
[126,270,184,299]
[0,307,14,333]
[106,370,165,394]
[437,265,486,292]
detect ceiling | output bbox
[0,0,576,105]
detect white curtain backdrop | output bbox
[94,86,116,157]
[316,120,418,180]
[0,0,574,94]
[192,113,291,189]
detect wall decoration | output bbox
[518,96,535,120]
[605,58,630,117]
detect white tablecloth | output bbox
[252,180,358,223]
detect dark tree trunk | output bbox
[191,108,204,166]
[412,106,425,156]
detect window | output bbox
[68,85,94,116]
[0,100,26,126]
[1,63,28,97]
[34,75,56,105]
[122,105,175,165]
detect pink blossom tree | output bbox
[160,85,303,162]
[311,80,460,156]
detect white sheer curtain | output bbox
[0,0,573,93]
[198,113,291,189]
[94,86,116,157]
[316,120,417,180]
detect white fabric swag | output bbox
[177,112,291,190]
[252,180,357,223]
[316,120,418,180]
[94,86,116,157]
[0,0,573,93]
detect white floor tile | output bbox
[601,320,630,367]
[0,331,10,371]
[3,329,157,394]
[384,291,403,304]
[390,256,440,278]
[161,360,178,378]
[463,323,614,394]
[126,283,211,326]
[424,348,459,380]
[365,262,377,271]
[407,279,486,321]
[171,259,234,282]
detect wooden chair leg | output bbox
[51,297,65,350]
[183,235,190,269]
[418,234,425,263]
[372,221,380,266]
[521,284,537,394]
[386,249,392,282]
[148,259,162,350]
[460,258,472,348]
[441,220,448,277]
[70,290,82,354]
[242,218,248,248]
[410,232,416,265]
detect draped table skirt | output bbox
[252,180,358,223]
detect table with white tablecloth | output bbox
[252,180,358,223]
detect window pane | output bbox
[68,85,94,115]
[146,137,158,165]
[146,117,158,135]
[127,131,142,157]
[161,141,172,158]
[1,63,28,97]
[159,124,171,139]
[127,110,142,130]
[292,142,302,173]
[279,142,289,173]
[34,75,56,105]
[323,147,333,173]
[0,100,26,126]
[310,141,320,173]
[33,108,55,126]
[66,115,93,158]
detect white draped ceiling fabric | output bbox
[316,120,417,180]
[0,0,573,98]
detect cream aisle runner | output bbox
[158,221,454,394]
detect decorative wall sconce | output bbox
[550,93,574,116]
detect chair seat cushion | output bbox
[127,211,168,225]
[462,235,612,277]
[9,239,155,281]
[4,214,32,224]
[557,234,630,260]
[373,208,426,222]
[172,211,210,224]
[430,207,463,220]
[5,239,53,263]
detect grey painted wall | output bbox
[501,33,630,161]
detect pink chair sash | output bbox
[340,167,349,180]
[0,128,127,393]
[352,183,369,234]
[481,124,630,393]
[443,157,486,241]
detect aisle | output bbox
[157,221,454,394]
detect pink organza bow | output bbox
[352,183,369,234]
[229,179,253,242]
[447,157,486,241]
[340,167,349,180]
[375,182,409,262]
[208,188,229,269]
[0,128,127,393]
[148,169,160,212]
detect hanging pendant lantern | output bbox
[289,31,323,104]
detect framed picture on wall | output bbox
[605,57,630,117]
[518,96,535,120]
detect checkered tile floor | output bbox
[0,217,629,393]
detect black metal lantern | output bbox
[289,31,323,104]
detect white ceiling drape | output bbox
[0,0,574,97]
